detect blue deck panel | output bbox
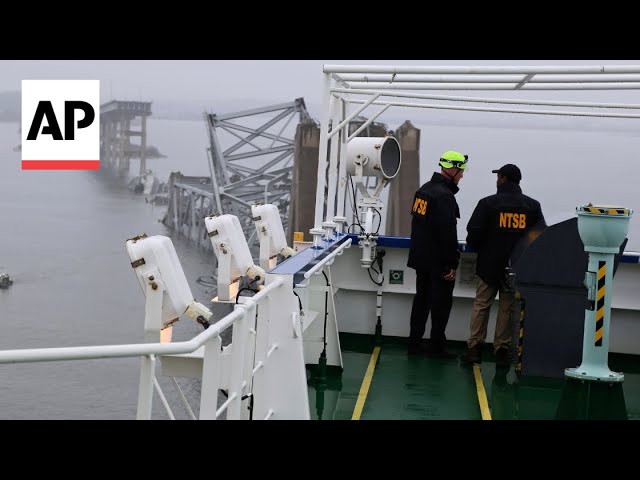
[269,234,351,285]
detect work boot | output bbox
[424,341,457,359]
[407,340,429,355]
[495,347,512,368]
[425,349,458,359]
[459,345,482,365]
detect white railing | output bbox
[0,277,297,420]
[303,237,352,279]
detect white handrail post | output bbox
[241,302,258,420]
[326,266,344,368]
[311,73,333,246]
[324,92,342,235]
[336,95,350,222]
[199,335,223,420]
[227,305,250,419]
[136,274,164,419]
[251,295,271,419]
[136,354,156,420]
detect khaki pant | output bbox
[468,277,515,352]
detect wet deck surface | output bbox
[306,335,640,420]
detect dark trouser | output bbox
[409,268,455,350]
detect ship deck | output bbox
[306,334,640,420]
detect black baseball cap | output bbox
[492,164,522,182]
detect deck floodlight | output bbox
[347,136,401,182]
[126,234,213,341]
[251,203,295,271]
[205,213,266,301]
[346,136,402,268]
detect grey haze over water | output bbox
[1,59,640,418]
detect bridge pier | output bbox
[100,101,152,176]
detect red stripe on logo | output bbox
[22,161,100,170]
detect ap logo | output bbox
[22,80,100,170]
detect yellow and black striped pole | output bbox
[594,261,606,347]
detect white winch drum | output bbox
[346,136,402,180]
[205,214,255,279]
[126,235,194,326]
[252,203,287,256]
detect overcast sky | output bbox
[2,60,639,112]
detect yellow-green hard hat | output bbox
[439,150,469,170]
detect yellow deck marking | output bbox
[473,364,492,420]
[351,346,381,420]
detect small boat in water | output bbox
[0,273,13,289]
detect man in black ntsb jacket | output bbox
[460,164,545,367]
[407,150,468,358]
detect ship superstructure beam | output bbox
[311,63,640,241]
